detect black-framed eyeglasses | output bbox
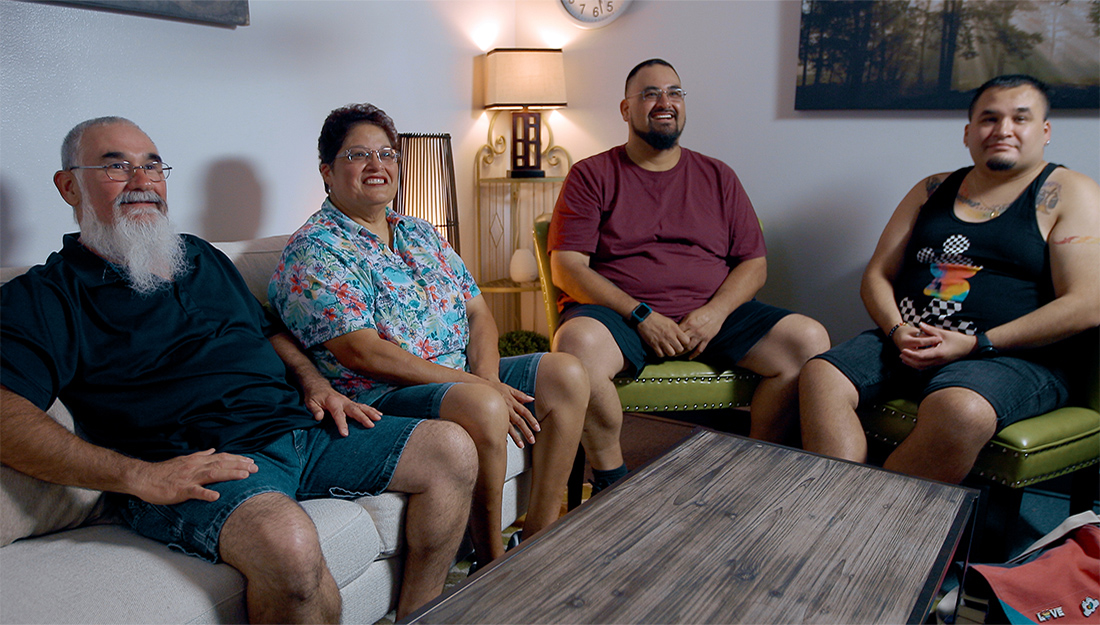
[339,147,401,164]
[628,87,687,103]
[68,161,172,182]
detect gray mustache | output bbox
[116,190,164,205]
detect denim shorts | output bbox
[560,300,792,378]
[368,353,543,420]
[815,329,1070,429]
[118,416,421,563]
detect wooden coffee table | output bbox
[406,429,977,624]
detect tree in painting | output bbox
[796,0,1100,110]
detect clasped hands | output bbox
[637,306,723,360]
[892,322,979,370]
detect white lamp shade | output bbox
[485,48,567,109]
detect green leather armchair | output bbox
[859,330,1099,559]
[533,214,760,507]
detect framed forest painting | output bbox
[50,1,249,27]
[796,0,1099,110]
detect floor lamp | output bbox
[395,133,461,254]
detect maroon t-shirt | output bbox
[548,145,766,321]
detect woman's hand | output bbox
[482,379,539,448]
[305,386,382,436]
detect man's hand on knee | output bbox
[130,448,257,505]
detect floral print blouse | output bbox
[268,199,480,404]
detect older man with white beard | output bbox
[0,117,477,623]
[73,185,187,295]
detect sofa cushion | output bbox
[209,235,290,306]
[0,402,109,547]
[0,497,380,624]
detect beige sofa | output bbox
[0,235,532,624]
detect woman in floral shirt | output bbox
[269,103,587,566]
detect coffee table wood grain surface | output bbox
[406,429,977,624]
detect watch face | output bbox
[559,0,632,29]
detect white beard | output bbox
[78,191,189,295]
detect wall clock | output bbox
[558,0,632,29]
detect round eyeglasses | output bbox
[68,161,172,182]
[340,148,400,164]
[628,87,687,103]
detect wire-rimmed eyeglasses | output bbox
[68,161,172,182]
[340,147,401,164]
[627,87,687,103]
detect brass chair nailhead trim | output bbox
[865,405,1098,487]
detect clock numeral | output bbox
[592,0,614,18]
[564,0,624,21]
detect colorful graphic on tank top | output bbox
[897,234,981,336]
[921,234,981,302]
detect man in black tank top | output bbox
[799,75,1100,484]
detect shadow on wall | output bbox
[201,158,263,243]
[757,214,870,344]
[1,175,23,267]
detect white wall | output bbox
[2,0,1097,342]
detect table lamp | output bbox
[484,48,567,178]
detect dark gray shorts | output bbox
[560,300,792,378]
[815,329,1070,429]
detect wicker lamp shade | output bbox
[394,133,461,254]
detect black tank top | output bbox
[894,163,1060,336]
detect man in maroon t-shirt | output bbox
[548,59,830,492]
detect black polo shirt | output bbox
[1,234,317,461]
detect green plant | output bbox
[498,330,550,357]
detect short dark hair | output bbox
[625,59,678,96]
[968,74,1051,120]
[317,103,400,165]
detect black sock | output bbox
[591,464,628,494]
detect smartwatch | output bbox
[628,303,652,327]
[974,332,998,358]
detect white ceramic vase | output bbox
[509,248,540,283]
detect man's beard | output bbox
[986,156,1016,172]
[78,191,189,295]
[633,115,683,151]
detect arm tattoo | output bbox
[1052,235,1099,245]
[1036,181,1061,215]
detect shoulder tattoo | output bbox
[924,175,944,197]
[1036,181,1061,215]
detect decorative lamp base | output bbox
[510,110,545,178]
[507,169,546,178]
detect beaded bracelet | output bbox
[888,321,908,338]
